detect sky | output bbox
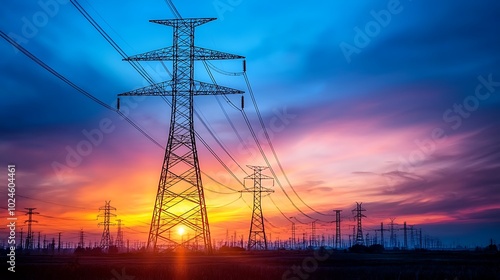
[1,0,500,248]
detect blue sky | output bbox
[1,0,500,247]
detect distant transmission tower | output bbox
[116,219,124,249]
[98,201,116,250]
[311,221,317,247]
[240,166,274,250]
[118,18,244,253]
[352,202,366,245]
[389,218,397,248]
[78,229,84,248]
[24,208,39,250]
[334,210,342,249]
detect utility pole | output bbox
[334,210,342,249]
[98,201,116,251]
[20,228,23,250]
[58,232,61,252]
[403,221,408,250]
[24,208,39,250]
[376,222,390,247]
[311,221,317,247]
[240,166,274,250]
[119,17,244,254]
[37,232,40,251]
[352,202,366,245]
[419,228,423,249]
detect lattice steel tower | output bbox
[98,201,116,250]
[24,208,39,250]
[240,166,274,250]
[352,202,366,245]
[118,18,244,253]
[116,219,124,249]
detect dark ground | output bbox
[3,250,500,280]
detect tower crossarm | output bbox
[118,80,243,97]
[150,18,217,27]
[123,46,244,61]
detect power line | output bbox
[207,60,334,219]
[203,53,325,222]
[244,72,333,217]
[72,0,247,194]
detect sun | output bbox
[177,227,185,236]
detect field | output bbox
[7,250,500,280]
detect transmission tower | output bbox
[240,165,274,250]
[311,221,317,247]
[389,218,397,248]
[98,201,116,250]
[290,217,296,249]
[334,210,342,249]
[352,202,366,245]
[24,208,39,250]
[116,219,124,249]
[78,229,84,248]
[118,18,244,253]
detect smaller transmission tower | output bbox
[334,210,342,249]
[78,229,84,248]
[352,202,366,245]
[98,201,116,250]
[116,219,124,249]
[389,218,397,248]
[24,208,39,250]
[290,218,296,249]
[240,165,274,250]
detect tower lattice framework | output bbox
[240,166,274,250]
[98,201,116,250]
[352,202,366,245]
[118,18,244,253]
[24,208,39,250]
[116,219,124,249]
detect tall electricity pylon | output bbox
[352,202,366,245]
[24,208,39,250]
[240,166,274,250]
[118,18,244,253]
[98,201,116,250]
